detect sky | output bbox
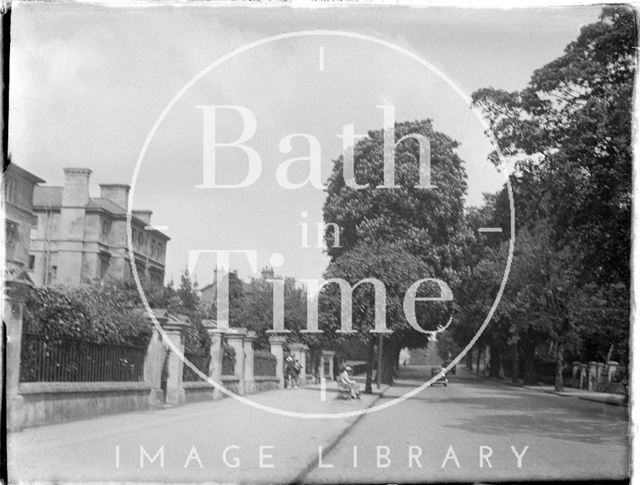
[9,3,602,286]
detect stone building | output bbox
[4,163,45,278]
[30,167,169,287]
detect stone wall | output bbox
[183,382,215,404]
[7,299,306,429]
[17,382,152,428]
[254,376,280,393]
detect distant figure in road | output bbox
[291,358,302,388]
[285,356,301,389]
[338,365,360,399]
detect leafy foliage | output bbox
[169,270,212,354]
[462,7,634,387]
[322,119,468,384]
[236,269,309,350]
[472,7,634,286]
[24,282,151,346]
[324,119,467,272]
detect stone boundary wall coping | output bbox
[19,381,152,395]
[182,381,215,390]
[254,376,279,382]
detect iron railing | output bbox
[254,351,277,377]
[183,352,211,382]
[20,334,145,383]
[222,352,235,376]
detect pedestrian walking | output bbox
[285,355,301,389]
[292,358,302,388]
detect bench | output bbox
[337,380,352,399]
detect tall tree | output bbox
[322,119,468,386]
[209,270,246,329]
[170,269,211,354]
[238,269,310,350]
[470,7,634,386]
[472,7,633,286]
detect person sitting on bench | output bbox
[338,365,360,399]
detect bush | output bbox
[612,367,628,385]
[180,314,212,355]
[23,283,152,347]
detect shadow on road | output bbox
[375,365,629,446]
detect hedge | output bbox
[23,283,152,347]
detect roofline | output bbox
[99,183,131,189]
[63,167,92,176]
[32,205,61,211]
[32,185,170,240]
[32,204,171,240]
[6,164,46,184]
[144,227,171,241]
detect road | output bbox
[8,366,628,483]
[304,366,629,483]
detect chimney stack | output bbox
[62,168,92,206]
[99,184,131,210]
[133,210,152,224]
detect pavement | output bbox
[7,366,629,484]
[461,367,628,406]
[8,379,388,484]
[524,385,628,406]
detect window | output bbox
[132,228,146,249]
[150,269,164,287]
[151,240,161,260]
[5,220,18,261]
[28,255,35,270]
[101,218,112,238]
[134,259,146,279]
[4,177,17,204]
[99,254,110,278]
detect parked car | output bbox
[430,366,449,386]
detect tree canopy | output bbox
[322,119,469,384]
[460,6,634,388]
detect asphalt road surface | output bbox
[8,366,628,483]
[304,366,629,483]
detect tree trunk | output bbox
[381,340,397,385]
[555,342,565,392]
[393,345,401,371]
[511,342,519,383]
[475,345,482,373]
[605,344,614,364]
[523,341,536,385]
[365,337,374,394]
[466,349,473,370]
[489,346,502,378]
